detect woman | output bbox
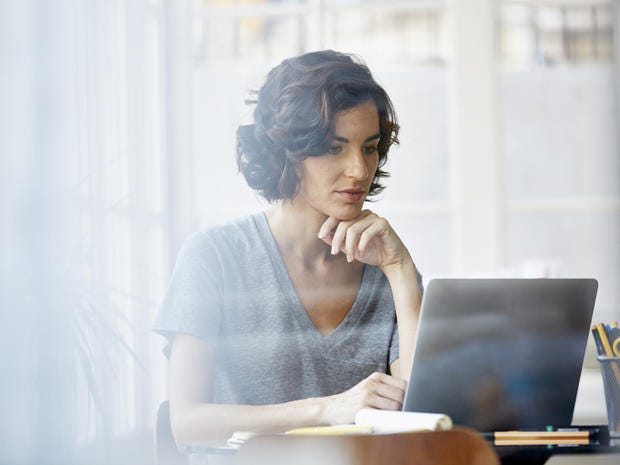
[154,50,422,447]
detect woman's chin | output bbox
[329,207,364,222]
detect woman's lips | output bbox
[337,189,365,203]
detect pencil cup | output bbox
[597,356,620,437]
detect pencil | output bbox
[492,431,590,440]
[591,325,604,355]
[597,323,616,355]
[494,438,590,446]
[285,425,373,435]
[596,323,620,385]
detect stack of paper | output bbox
[284,409,452,435]
[227,431,258,449]
[354,409,453,433]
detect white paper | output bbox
[227,431,259,448]
[354,409,453,433]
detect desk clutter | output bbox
[592,321,620,358]
[592,321,620,438]
[219,405,620,464]
[287,409,452,436]
[227,410,452,448]
[222,423,619,465]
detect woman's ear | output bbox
[294,159,304,179]
[277,158,302,199]
[290,160,303,198]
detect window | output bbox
[499,0,619,330]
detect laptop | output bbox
[403,278,598,431]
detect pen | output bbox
[285,425,373,435]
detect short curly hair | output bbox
[236,50,399,203]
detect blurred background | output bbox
[0,0,618,463]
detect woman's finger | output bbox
[367,377,406,410]
[344,216,377,262]
[373,381,406,405]
[317,216,340,241]
[357,220,387,255]
[330,220,350,256]
[368,394,403,411]
[367,372,407,392]
[326,211,374,256]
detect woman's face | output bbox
[295,99,380,221]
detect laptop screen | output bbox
[403,278,598,431]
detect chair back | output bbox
[154,401,186,465]
[233,428,500,465]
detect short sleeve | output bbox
[153,231,223,358]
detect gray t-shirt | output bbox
[153,212,402,405]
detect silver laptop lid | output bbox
[403,278,598,431]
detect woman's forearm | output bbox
[172,397,326,447]
[382,256,422,381]
[172,369,409,448]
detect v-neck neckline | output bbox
[254,212,374,348]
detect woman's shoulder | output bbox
[185,212,268,251]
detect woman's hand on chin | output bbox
[317,210,412,270]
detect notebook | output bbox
[403,278,598,431]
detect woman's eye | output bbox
[328,146,343,154]
[362,146,378,154]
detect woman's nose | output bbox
[343,151,370,180]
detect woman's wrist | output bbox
[315,394,335,425]
[381,252,416,283]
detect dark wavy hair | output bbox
[236,50,399,203]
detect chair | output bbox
[233,428,500,465]
[154,401,187,465]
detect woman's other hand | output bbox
[320,372,407,425]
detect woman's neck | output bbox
[266,200,335,269]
